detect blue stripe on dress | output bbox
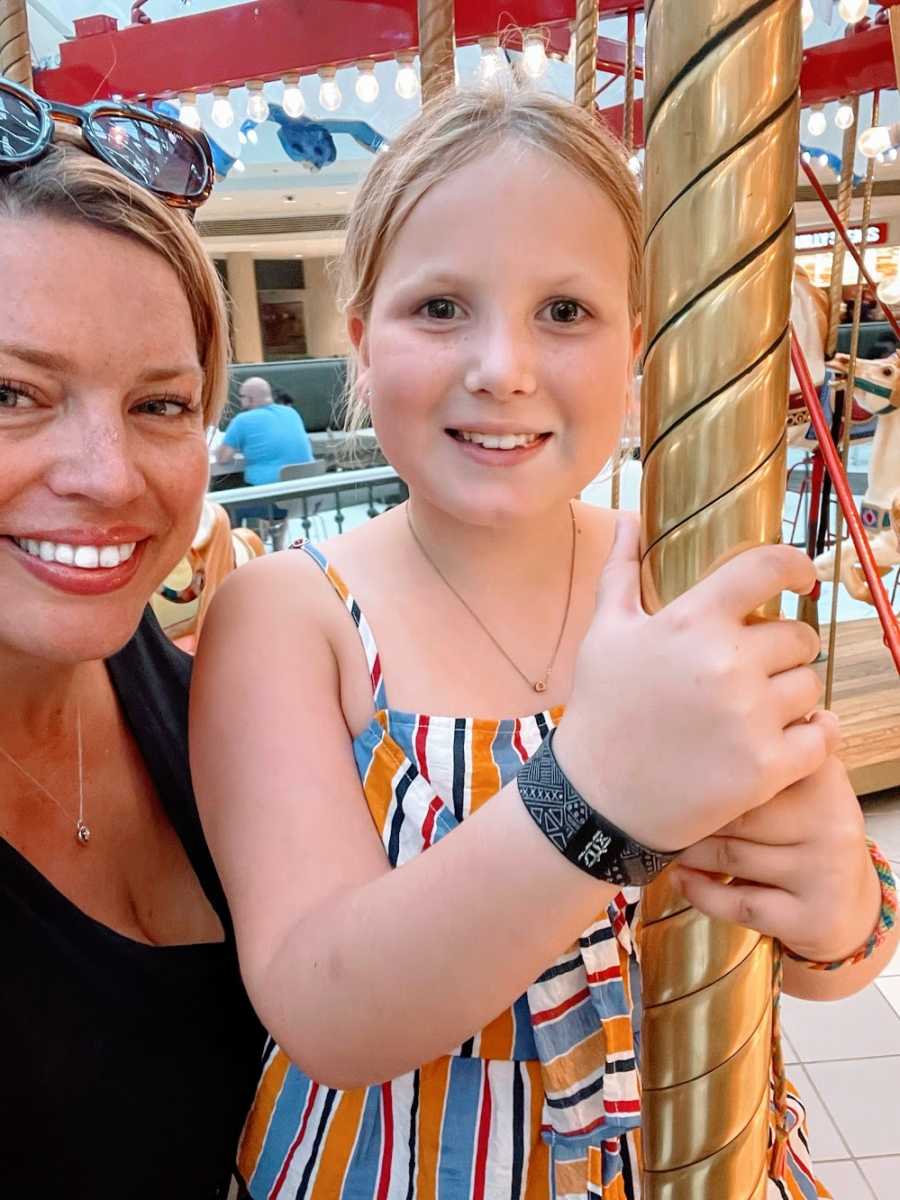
[341,1085,384,1200]
[388,763,417,866]
[511,994,539,1060]
[491,720,526,785]
[452,719,467,821]
[438,1057,484,1200]
[295,1088,338,1200]
[248,1066,313,1198]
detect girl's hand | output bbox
[672,735,882,964]
[554,515,830,853]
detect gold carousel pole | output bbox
[639,2,801,1196]
[417,0,455,107]
[0,0,32,86]
[572,0,598,111]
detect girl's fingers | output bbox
[775,709,833,790]
[691,545,816,624]
[769,666,823,727]
[747,618,821,677]
[677,837,798,890]
[672,868,804,941]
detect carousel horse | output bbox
[151,500,265,653]
[812,352,900,598]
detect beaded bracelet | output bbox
[783,838,897,971]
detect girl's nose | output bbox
[463,319,538,400]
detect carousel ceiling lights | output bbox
[210,86,234,129]
[355,61,380,103]
[837,0,868,22]
[834,102,855,131]
[395,53,419,99]
[246,81,270,123]
[282,73,305,118]
[807,105,826,137]
[178,92,201,129]
[521,31,548,79]
[318,66,342,112]
[859,123,897,158]
[232,158,246,173]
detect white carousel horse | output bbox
[788,265,828,447]
[151,500,265,653]
[813,352,900,598]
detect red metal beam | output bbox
[801,23,896,105]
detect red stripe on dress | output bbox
[541,1112,607,1138]
[371,654,383,698]
[422,796,443,850]
[415,715,431,782]
[472,1072,493,1200]
[530,987,590,1025]
[375,1081,394,1200]
[269,1081,319,1199]
[512,719,529,763]
[605,1099,641,1115]
[586,965,622,985]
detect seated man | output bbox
[217,376,315,526]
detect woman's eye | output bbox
[422,298,459,320]
[0,382,38,410]
[545,299,586,324]
[134,396,194,418]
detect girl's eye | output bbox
[134,396,195,418]
[0,381,38,410]
[421,298,459,321]
[545,299,587,324]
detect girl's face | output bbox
[0,216,209,666]
[353,141,639,526]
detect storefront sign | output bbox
[795,223,888,252]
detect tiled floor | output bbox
[780,795,900,1198]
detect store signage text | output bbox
[795,223,888,252]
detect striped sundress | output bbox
[237,543,831,1200]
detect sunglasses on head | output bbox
[0,77,215,213]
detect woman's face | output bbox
[0,216,208,665]
[353,141,639,526]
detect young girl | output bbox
[191,86,896,1199]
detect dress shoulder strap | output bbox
[293,541,388,709]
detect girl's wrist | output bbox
[784,839,896,970]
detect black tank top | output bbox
[1,611,264,1197]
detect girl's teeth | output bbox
[14,539,137,569]
[460,431,539,449]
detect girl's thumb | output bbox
[595,513,642,614]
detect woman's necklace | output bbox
[0,707,91,846]
[405,500,578,694]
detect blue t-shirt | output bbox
[222,403,314,485]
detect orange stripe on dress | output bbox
[364,738,404,833]
[602,1015,634,1057]
[308,1089,367,1200]
[237,1050,291,1181]
[478,1006,515,1060]
[415,1058,452,1200]
[469,721,501,814]
[325,563,350,604]
[540,1027,607,1093]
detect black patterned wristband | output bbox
[517,730,678,887]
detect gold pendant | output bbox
[534,679,547,693]
[75,819,91,846]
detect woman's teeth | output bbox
[13,538,137,569]
[457,431,540,449]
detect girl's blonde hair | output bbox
[0,135,229,425]
[340,83,642,432]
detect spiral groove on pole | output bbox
[417,0,455,108]
[572,0,599,110]
[639,2,801,1196]
[0,0,32,87]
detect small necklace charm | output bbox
[75,819,91,846]
[534,679,548,693]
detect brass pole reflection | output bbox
[417,0,455,107]
[611,9,637,514]
[639,2,800,1195]
[0,0,32,86]
[573,0,599,110]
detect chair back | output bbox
[279,461,327,481]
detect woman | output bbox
[0,82,262,1195]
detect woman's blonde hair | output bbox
[340,83,642,432]
[0,134,229,425]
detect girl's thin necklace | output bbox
[405,501,578,694]
[0,707,91,846]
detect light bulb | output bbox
[807,106,826,137]
[238,130,247,145]
[859,125,893,158]
[627,154,641,175]
[877,151,886,163]
[834,103,855,131]
[355,62,379,103]
[817,153,829,167]
[479,38,505,82]
[246,82,269,124]
[878,277,900,308]
[801,150,811,163]
[838,0,868,22]
[318,68,342,112]
[890,148,899,162]
[232,158,245,173]
[522,31,548,79]
[801,0,814,31]
[178,93,201,130]
[395,54,419,99]
[246,126,258,145]
[211,88,234,129]
[281,74,304,118]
